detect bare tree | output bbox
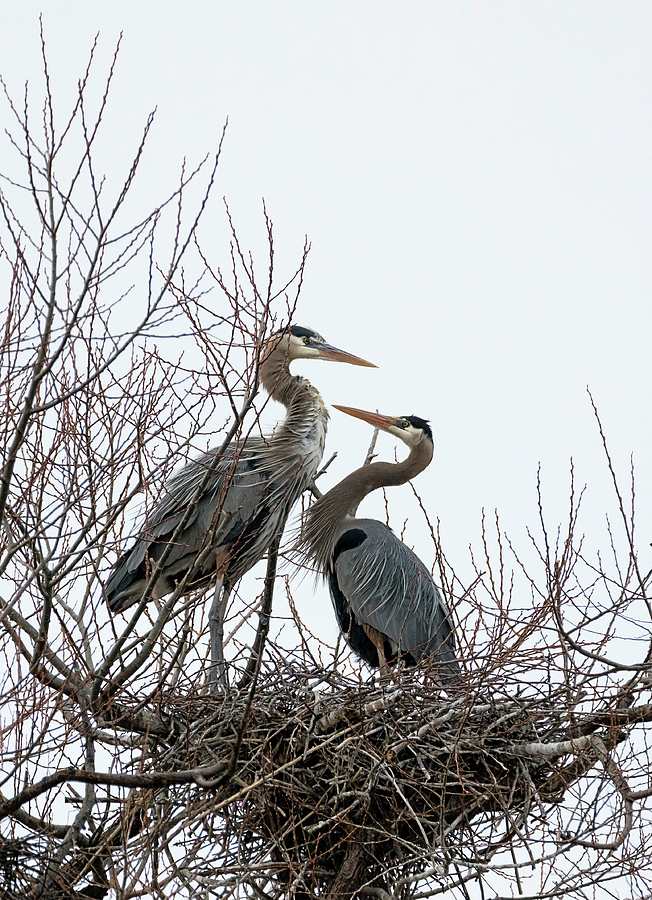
[1,32,652,900]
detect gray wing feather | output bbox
[334,519,458,672]
[106,438,291,610]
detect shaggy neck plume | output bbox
[259,337,328,478]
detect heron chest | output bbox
[299,414,328,473]
[281,406,328,480]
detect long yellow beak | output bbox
[315,345,377,367]
[332,405,396,431]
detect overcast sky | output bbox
[2,4,652,893]
[3,1,651,647]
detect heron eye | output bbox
[401,420,410,429]
[303,337,311,345]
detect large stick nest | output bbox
[109,663,625,897]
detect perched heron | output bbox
[105,326,375,684]
[301,405,459,681]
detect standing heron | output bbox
[105,326,375,685]
[301,405,459,681]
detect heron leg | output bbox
[363,623,389,679]
[209,575,231,693]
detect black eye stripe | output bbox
[397,415,433,441]
[289,325,325,342]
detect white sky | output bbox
[3,1,651,639]
[2,3,652,894]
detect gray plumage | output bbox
[332,519,457,670]
[301,407,459,681]
[105,327,375,615]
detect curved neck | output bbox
[260,341,301,407]
[259,338,328,471]
[331,440,433,516]
[303,438,433,573]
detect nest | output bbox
[127,664,585,897]
[0,836,52,900]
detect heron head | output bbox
[333,406,434,448]
[268,325,376,367]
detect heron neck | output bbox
[332,440,433,516]
[260,344,300,406]
[303,439,433,574]
[259,341,328,471]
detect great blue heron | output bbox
[301,405,459,681]
[105,326,375,684]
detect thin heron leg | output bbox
[209,576,231,692]
[363,623,389,679]
[238,533,281,690]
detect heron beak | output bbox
[332,405,397,431]
[314,345,377,367]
